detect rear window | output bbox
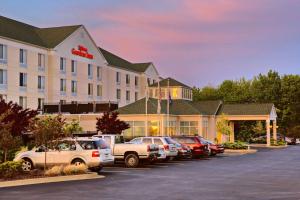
[78,140,109,150]
[172,137,197,144]
[142,138,152,144]
[164,137,177,144]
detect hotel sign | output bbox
[71,45,94,59]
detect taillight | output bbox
[147,145,150,152]
[164,144,169,150]
[92,151,100,157]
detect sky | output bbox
[1,0,300,87]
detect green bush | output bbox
[271,139,286,146]
[0,161,23,179]
[223,141,248,150]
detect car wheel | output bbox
[125,154,139,168]
[22,159,33,172]
[71,159,85,166]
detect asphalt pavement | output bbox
[1,146,300,200]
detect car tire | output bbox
[71,158,85,166]
[21,158,33,172]
[125,153,139,168]
[90,166,103,174]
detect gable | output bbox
[144,63,159,78]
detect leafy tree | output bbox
[192,86,220,101]
[286,126,300,139]
[216,114,231,143]
[252,121,266,136]
[64,119,83,135]
[96,112,129,134]
[218,79,252,103]
[32,115,69,170]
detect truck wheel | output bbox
[125,154,139,168]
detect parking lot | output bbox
[1,146,300,200]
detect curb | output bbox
[0,173,105,188]
[224,149,257,154]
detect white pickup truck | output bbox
[93,135,159,168]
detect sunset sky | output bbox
[1,0,300,87]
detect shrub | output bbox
[271,139,286,146]
[45,164,88,176]
[0,161,23,179]
[223,141,248,150]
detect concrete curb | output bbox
[224,149,257,154]
[0,173,105,188]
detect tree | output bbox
[32,115,69,170]
[192,86,220,101]
[252,121,266,136]
[96,112,129,134]
[216,114,231,143]
[64,119,83,135]
[286,126,300,140]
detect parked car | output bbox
[171,136,209,158]
[14,137,114,172]
[174,142,192,159]
[93,135,159,168]
[198,137,224,156]
[130,137,178,161]
[285,137,300,145]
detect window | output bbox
[60,79,66,92]
[19,49,27,66]
[147,78,151,85]
[38,53,45,69]
[97,85,102,97]
[0,44,7,63]
[0,69,7,85]
[0,94,7,101]
[126,91,130,102]
[71,60,77,75]
[19,96,27,108]
[123,121,145,140]
[164,121,177,136]
[154,138,163,145]
[148,121,160,136]
[88,64,93,79]
[126,74,130,85]
[116,72,121,84]
[71,80,77,94]
[116,89,121,100]
[142,138,152,145]
[19,73,27,87]
[38,98,44,110]
[88,83,93,96]
[60,57,66,72]
[180,121,198,135]
[97,66,102,80]
[37,76,45,90]
[60,99,66,104]
[135,92,138,101]
[202,119,209,139]
[135,76,138,86]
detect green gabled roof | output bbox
[149,77,191,89]
[118,98,221,115]
[217,103,274,115]
[0,15,81,48]
[98,47,151,73]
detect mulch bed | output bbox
[0,169,46,182]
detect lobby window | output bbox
[97,66,102,80]
[135,92,138,101]
[71,60,77,75]
[38,98,44,110]
[97,84,102,97]
[135,76,138,86]
[180,121,198,135]
[19,73,27,87]
[38,53,45,70]
[126,74,130,86]
[116,72,121,85]
[19,96,27,109]
[0,69,7,86]
[116,89,121,100]
[123,121,145,139]
[60,57,66,73]
[60,79,66,93]
[88,83,93,96]
[148,121,160,136]
[71,80,77,94]
[202,119,209,139]
[165,121,177,136]
[37,76,45,91]
[126,90,130,102]
[19,49,27,67]
[88,64,93,79]
[60,100,66,104]
[0,44,8,63]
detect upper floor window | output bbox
[19,73,27,87]
[60,57,66,73]
[126,74,130,85]
[88,64,93,79]
[37,76,45,91]
[88,83,93,96]
[97,84,102,97]
[0,44,7,63]
[116,72,121,84]
[38,53,45,69]
[116,89,121,100]
[71,60,77,75]
[135,76,138,86]
[19,49,27,66]
[0,69,7,85]
[60,79,66,93]
[97,66,102,80]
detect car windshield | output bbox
[165,137,177,144]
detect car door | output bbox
[55,141,77,165]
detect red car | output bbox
[198,137,224,156]
[171,136,209,158]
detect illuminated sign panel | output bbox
[71,45,94,59]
